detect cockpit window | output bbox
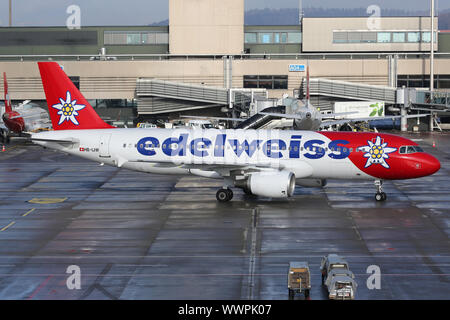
[399,146,424,154]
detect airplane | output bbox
[0,72,51,142]
[31,62,440,203]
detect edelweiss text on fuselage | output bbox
[137,134,351,160]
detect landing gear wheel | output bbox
[375,192,387,202]
[226,188,233,201]
[216,188,233,202]
[374,180,387,202]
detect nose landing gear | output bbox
[216,188,233,202]
[374,180,387,202]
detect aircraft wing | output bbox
[259,112,304,120]
[180,115,246,122]
[320,114,430,128]
[321,112,358,119]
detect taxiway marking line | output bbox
[22,208,35,217]
[27,275,53,300]
[0,221,15,232]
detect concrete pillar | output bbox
[430,112,434,132]
[401,88,408,132]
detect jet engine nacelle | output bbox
[296,178,327,188]
[240,171,296,198]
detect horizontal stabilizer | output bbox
[31,137,78,144]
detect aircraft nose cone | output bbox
[421,153,441,176]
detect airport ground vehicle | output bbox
[326,275,357,300]
[320,254,357,300]
[287,262,311,299]
[324,268,357,300]
[137,123,157,129]
[320,254,350,284]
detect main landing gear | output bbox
[216,188,233,202]
[374,180,387,202]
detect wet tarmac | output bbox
[0,132,448,300]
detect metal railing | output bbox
[1,52,450,62]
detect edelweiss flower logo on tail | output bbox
[357,136,397,169]
[51,91,86,125]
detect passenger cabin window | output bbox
[399,146,424,154]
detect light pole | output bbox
[430,0,435,93]
[430,0,435,131]
[9,0,12,26]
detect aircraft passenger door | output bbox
[99,134,112,158]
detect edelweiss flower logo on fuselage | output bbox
[51,91,86,125]
[357,136,397,169]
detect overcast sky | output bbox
[0,0,448,27]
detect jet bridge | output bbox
[399,88,450,131]
[301,78,397,111]
[135,79,251,115]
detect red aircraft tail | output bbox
[37,62,114,130]
[3,72,12,113]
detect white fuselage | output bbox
[32,128,372,181]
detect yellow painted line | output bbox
[22,208,36,217]
[28,198,67,204]
[1,221,16,232]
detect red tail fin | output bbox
[3,72,12,113]
[38,62,114,130]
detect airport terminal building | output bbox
[0,0,449,126]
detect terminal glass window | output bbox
[274,33,280,43]
[104,31,169,45]
[438,75,450,89]
[422,32,437,43]
[333,32,348,43]
[143,33,156,44]
[126,33,141,45]
[273,33,288,43]
[259,33,273,44]
[398,75,439,88]
[287,32,302,43]
[348,32,362,43]
[69,76,80,90]
[245,33,257,44]
[155,33,169,44]
[377,32,391,43]
[392,32,406,43]
[258,76,273,89]
[407,32,420,42]
[361,32,377,43]
[243,75,258,88]
[244,75,288,90]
